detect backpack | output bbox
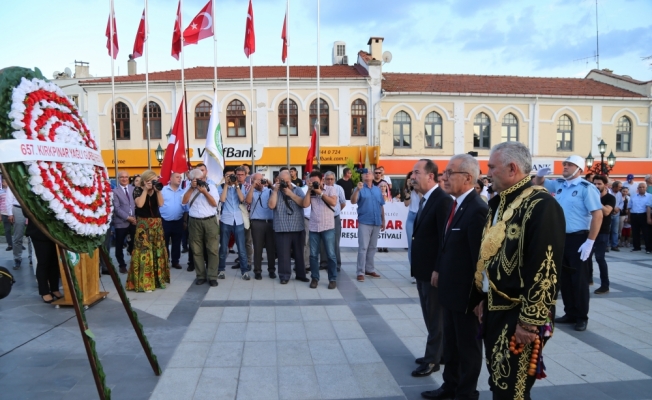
[0,267,15,299]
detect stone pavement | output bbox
[1,242,652,400]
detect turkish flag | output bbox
[160,98,188,185]
[184,0,214,45]
[105,3,119,59]
[243,0,255,57]
[171,1,182,60]
[305,125,317,174]
[132,9,145,59]
[281,13,287,63]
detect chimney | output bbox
[367,37,384,61]
[74,60,90,78]
[332,41,347,65]
[128,55,137,76]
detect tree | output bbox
[345,159,361,185]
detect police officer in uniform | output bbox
[534,155,602,331]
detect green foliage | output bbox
[0,66,104,254]
[346,159,361,185]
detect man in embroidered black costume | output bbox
[476,142,565,400]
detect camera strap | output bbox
[188,190,202,209]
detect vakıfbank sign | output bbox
[190,144,264,162]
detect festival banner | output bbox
[339,201,408,248]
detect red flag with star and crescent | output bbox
[305,124,317,174]
[281,12,288,63]
[132,9,145,58]
[243,0,255,57]
[184,0,214,45]
[105,2,119,59]
[160,98,188,185]
[171,0,182,60]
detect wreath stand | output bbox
[52,248,108,307]
[1,165,160,400]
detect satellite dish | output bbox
[64,67,72,77]
[382,51,392,64]
[53,71,61,78]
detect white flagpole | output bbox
[145,0,151,168]
[316,0,320,170]
[249,55,255,170]
[180,0,189,162]
[213,0,218,93]
[285,0,290,169]
[110,0,118,180]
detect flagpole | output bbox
[316,0,320,170]
[285,0,290,169]
[249,55,255,171]
[180,0,189,162]
[213,0,218,93]
[145,0,151,169]
[110,0,118,180]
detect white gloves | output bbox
[578,239,595,261]
[536,167,551,177]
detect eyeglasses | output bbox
[374,172,381,174]
[443,170,470,178]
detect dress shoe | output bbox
[187,265,195,272]
[269,272,277,279]
[415,357,425,364]
[6,246,12,251]
[412,362,439,377]
[421,387,454,400]
[611,246,620,252]
[171,264,182,269]
[209,280,218,287]
[280,279,288,284]
[119,267,128,274]
[254,272,262,280]
[594,286,609,294]
[181,247,188,253]
[101,269,111,275]
[575,320,588,331]
[196,278,207,285]
[554,314,575,324]
[296,276,310,282]
[41,295,54,304]
[328,281,337,290]
[365,271,381,278]
[309,279,318,288]
[229,249,236,254]
[357,275,364,282]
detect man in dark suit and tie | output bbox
[410,159,453,377]
[113,171,136,274]
[422,154,488,400]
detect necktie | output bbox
[415,197,425,225]
[446,200,458,232]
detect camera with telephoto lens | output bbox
[151,180,163,191]
[279,180,289,190]
[228,175,237,183]
[261,179,268,185]
[196,179,210,192]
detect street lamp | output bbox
[586,140,616,175]
[155,144,164,166]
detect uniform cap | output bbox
[563,155,585,171]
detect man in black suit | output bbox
[410,159,453,377]
[422,154,488,400]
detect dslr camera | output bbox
[228,175,237,183]
[279,180,289,190]
[196,179,210,192]
[151,179,163,191]
[260,179,268,185]
[311,181,320,190]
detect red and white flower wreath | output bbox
[8,77,113,237]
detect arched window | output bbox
[195,100,211,139]
[424,111,442,149]
[393,111,411,148]
[501,113,518,142]
[556,115,573,151]
[310,98,329,136]
[616,116,632,152]
[351,99,367,136]
[279,99,298,136]
[142,101,162,140]
[111,101,130,140]
[227,99,246,137]
[473,112,490,148]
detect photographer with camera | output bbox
[245,173,276,280]
[182,167,220,286]
[218,168,250,280]
[269,170,309,284]
[125,170,169,292]
[302,170,339,289]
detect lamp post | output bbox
[155,144,164,166]
[586,139,616,176]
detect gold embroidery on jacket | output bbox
[520,245,558,325]
[514,345,531,400]
[491,324,511,390]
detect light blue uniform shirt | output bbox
[159,184,187,221]
[249,188,274,220]
[217,183,248,225]
[544,177,602,233]
[356,184,385,226]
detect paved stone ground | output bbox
[1,241,652,400]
